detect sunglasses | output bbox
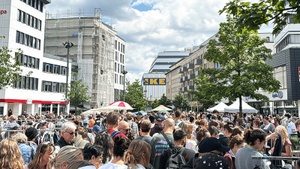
[65,131,75,135]
[122,128,130,132]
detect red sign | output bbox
[0,10,7,15]
[298,67,300,82]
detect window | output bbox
[42,81,52,92]
[274,66,287,89]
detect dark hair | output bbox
[208,120,219,128]
[66,160,93,169]
[189,116,195,123]
[244,129,266,146]
[140,120,151,132]
[83,143,103,160]
[252,119,260,127]
[208,126,219,136]
[106,112,119,125]
[232,127,242,137]
[196,128,210,143]
[229,135,244,149]
[175,110,181,118]
[94,131,114,163]
[173,129,187,141]
[223,123,233,133]
[113,136,131,157]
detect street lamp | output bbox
[62,41,74,103]
[121,70,127,101]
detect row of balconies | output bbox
[180,73,196,82]
[180,85,195,92]
[179,58,202,73]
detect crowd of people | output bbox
[0,110,300,169]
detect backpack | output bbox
[166,147,186,169]
[111,130,121,138]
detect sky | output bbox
[46,0,271,83]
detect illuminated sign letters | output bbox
[143,78,166,85]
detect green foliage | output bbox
[0,46,22,89]
[158,94,172,106]
[172,93,189,110]
[195,16,281,114]
[151,99,160,109]
[221,0,300,34]
[125,79,147,110]
[68,74,91,113]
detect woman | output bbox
[235,128,269,169]
[224,135,244,169]
[99,136,131,169]
[270,125,292,157]
[11,132,32,164]
[94,130,114,164]
[0,138,24,169]
[83,143,103,168]
[52,146,84,169]
[27,142,55,169]
[124,140,151,169]
[196,128,210,144]
[182,122,197,152]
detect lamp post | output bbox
[121,70,127,101]
[63,41,74,112]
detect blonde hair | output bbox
[124,140,151,168]
[11,132,27,144]
[0,139,24,169]
[181,122,194,139]
[275,125,289,145]
[52,146,83,169]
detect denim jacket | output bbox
[19,143,32,164]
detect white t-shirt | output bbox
[99,162,128,169]
[287,122,297,135]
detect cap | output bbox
[194,153,229,169]
[155,114,165,122]
[198,137,230,153]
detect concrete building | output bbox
[142,51,190,100]
[0,0,71,116]
[44,11,126,108]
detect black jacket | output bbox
[55,137,73,148]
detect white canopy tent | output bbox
[207,102,229,112]
[224,99,258,113]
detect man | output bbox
[126,113,139,139]
[135,119,152,144]
[150,114,165,136]
[287,117,297,136]
[5,115,20,129]
[81,113,88,128]
[159,129,195,169]
[106,112,127,140]
[150,118,175,169]
[118,121,130,137]
[55,121,76,148]
[174,110,182,126]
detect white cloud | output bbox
[46,0,235,83]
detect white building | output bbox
[0,0,71,116]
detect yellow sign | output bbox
[143,78,166,85]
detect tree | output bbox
[151,99,160,109]
[68,74,91,114]
[124,80,147,111]
[173,93,189,111]
[0,46,22,89]
[195,16,281,116]
[158,94,172,106]
[221,0,300,34]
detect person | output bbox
[55,121,77,150]
[182,122,197,152]
[196,128,211,144]
[135,120,152,144]
[99,136,131,169]
[124,140,152,169]
[118,121,131,138]
[174,110,182,126]
[83,143,103,168]
[106,112,127,140]
[261,116,275,134]
[126,113,139,139]
[88,115,95,129]
[235,128,269,169]
[81,113,88,128]
[11,132,33,164]
[0,138,24,169]
[270,125,292,157]
[150,118,175,169]
[26,142,55,169]
[66,160,96,169]
[5,115,20,129]
[149,114,165,136]
[159,129,195,169]
[94,131,114,164]
[74,126,90,148]
[223,135,244,169]
[52,146,84,169]
[194,153,229,169]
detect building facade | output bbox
[0,0,71,116]
[44,12,126,108]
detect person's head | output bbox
[0,139,24,169]
[175,110,181,118]
[196,128,211,143]
[52,146,83,169]
[124,140,151,168]
[181,122,194,140]
[60,122,77,144]
[275,125,289,141]
[198,137,230,155]
[155,114,165,124]
[173,129,187,146]
[28,142,55,169]
[252,119,260,128]
[208,126,219,138]
[106,112,119,127]
[244,128,266,151]
[81,114,86,119]
[263,117,270,125]
[11,132,27,144]
[113,136,131,158]
[198,119,209,129]
[9,115,17,122]
[223,122,234,137]
[118,121,130,135]
[94,131,114,164]
[83,143,103,168]
[140,120,152,133]
[228,135,244,155]
[66,160,95,169]
[25,127,38,141]
[232,127,243,138]
[162,118,175,132]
